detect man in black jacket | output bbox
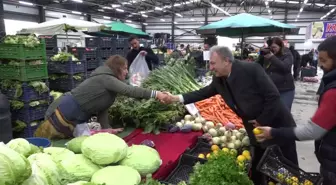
[126,35,159,70]
[164,46,298,185]
[289,45,301,80]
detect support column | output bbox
[204,8,209,25]
[0,0,5,36]
[38,6,46,23]
[86,14,91,21]
[171,13,175,44]
[283,8,288,38]
[141,24,146,32]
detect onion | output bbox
[200,117,206,124]
[235,132,243,140]
[212,137,221,145]
[242,136,250,146]
[180,120,185,124]
[176,122,183,128]
[220,136,227,143]
[225,122,236,130]
[234,140,242,148]
[224,131,232,137]
[184,114,193,121]
[227,142,235,149]
[239,128,247,134]
[194,117,203,123]
[231,136,237,142]
[192,123,203,131]
[219,127,226,134]
[220,143,226,148]
[205,121,215,128]
[216,123,223,129]
[202,126,209,132]
[208,128,218,137]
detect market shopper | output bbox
[163,45,298,185]
[35,55,168,139]
[258,37,296,111]
[255,36,336,185]
[126,35,159,70]
[289,45,301,80]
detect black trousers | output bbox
[251,142,298,185]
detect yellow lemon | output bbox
[242,150,251,157]
[222,148,230,153]
[253,128,263,135]
[237,155,246,162]
[206,153,211,159]
[198,154,205,159]
[268,182,275,185]
[244,155,251,161]
[213,150,219,155]
[230,149,238,157]
[211,145,220,151]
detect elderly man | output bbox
[164,46,298,185]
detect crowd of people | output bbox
[34,34,336,185]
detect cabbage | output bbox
[68,181,98,185]
[28,144,42,156]
[91,166,141,185]
[28,153,64,185]
[0,143,32,184]
[22,163,49,185]
[81,133,128,165]
[120,145,161,176]
[61,154,100,182]
[43,147,75,163]
[66,136,88,153]
[7,138,32,157]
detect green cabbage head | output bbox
[43,147,75,163]
[66,136,88,153]
[120,145,161,176]
[61,154,100,182]
[91,166,141,185]
[81,133,128,165]
[7,138,32,157]
[67,181,98,185]
[0,142,32,184]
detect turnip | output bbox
[200,117,206,124]
[234,140,242,148]
[208,128,218,137]
[216,123,223,129]
[231,136,237,142]
[185,121,193,126]
[235,132,243,140]
[224,131,232,137]
[220,143,226,148]
[239,128,247,134]
[180,120,185,124]
[205,121,215,128]
[220,136,227,143]
[225,122,236,130]
[227,142,235,149]
[194,117,203,124]
[202,126,209,132]
[212,137,221,145]
[184,114,193,121]
[242,136,250,146]
[176,122,183,128]
[219,127,226,134]
[192,123,202,131]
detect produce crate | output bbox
[85,48,99,59]
[185,138,211,157]
[87,59,100,70]
[100,37,115,48]
[11,103,49,123]
[301,67,316,79]
[86,38,99,48]
[87,70,94,78]
[39,35,57,48]
[0,40,46,60]
[48,60,86,74]
[164,154,206,184]
[257,145,323,185]
[115,48,129,57]
[0,61,48,81]
[16,119,43,138]
[115,38,128,48]
[46,48,58,59]
[100,48,115,58]
[1,82,49,102]
[69,47,86,60]
[49,73,85,92]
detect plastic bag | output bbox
[73,123,91,137]
[129,53,150,86]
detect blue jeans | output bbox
[280,90,295,111]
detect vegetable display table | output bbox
[124,129,203,180]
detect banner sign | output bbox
[307,20,336,39]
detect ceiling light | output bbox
[300,8,303,12]
[295,19,298,22]
[176,13,183,17]
[126,20,132,23]
[72,11,82,15]
[155,7,163,11]
[190,18,195,21]
[174,3,181,6]
[18,1,34,6]
[268,9,271,13]
[102,6,113,10]
[304,0,308,4]
[200,21,204,24]
[297,14,300,18]
[71,0,83,3]
[174,21,178,24]
[79,17,84,20]
[116,8,124,12]
[143,23,148,25]
[160,19,165,22]
[122,2,131,5]
[103,16,110,19]
[209,2,231,16]
[270,16,273,19]
[320,7,336,20]
[111,4,121,8]
[141,14,148,18]
[98,9,104,12]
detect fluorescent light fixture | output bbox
[98,9,104,12]
[141,14,148,17]
[200,21,204,24]
[143,23,148,25]
[160,19,165,22]
[155,7,163,11]
[122,2,131,5]
[268,9,271,13]
[270,16,273,19]
[288,1,299,4]
[174,3,181,6]
[72,0,83,2]
[190,18,195,21]
[320,7,336,20]
[72,11,82,15]
[295,19,298,22]
[174,21,178,24]
[126,20,132,23]
[265,1,269,6]
[304,0,308,4]
[102,6,113,9]
[176,13,183,17]
[131,12,137,15]
[209,2,231,16]
[315,3,325,6]
[116,8,124,12]
[111,4,121,8]
[103,16,110,19]
[240,1,245,5]
[300,8,303,12]
[297,14,300,18]
[18,1,34,6]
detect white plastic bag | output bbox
[129,53,150,86]
[73,123,91,137]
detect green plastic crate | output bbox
[0,40,46,60]
[0,61,48,81]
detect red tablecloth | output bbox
[123,129,202,180]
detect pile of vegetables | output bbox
[0,59,44,66]
[51,52,79,62]
[1,133,162,185]
[195,95,243,128]
[109,62,201,134]
[49,74,83,81]
[171,114,206,133]
[0,80,49,98]
[50,91,64,101]
[3,34,41,47]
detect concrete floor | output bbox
[291,74,323,173]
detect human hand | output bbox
[156,91,179,104]
[140,51,147,56]
[264,52,274,59]
[255,126,273,142]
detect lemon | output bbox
[222,148,230,153]
[291,176,298,182]
[213,150,219,155]
[211,145,220,151]
[237,155,246,162]
[206,153,211,159]
[237,162,244,168]
[268,181,275,185]
[230,149,238,157]
[253,128,263,135]
[242,150,250,157]
[198,154,205,159]
[244,155,251,161]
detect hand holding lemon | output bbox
[253,127,273,142]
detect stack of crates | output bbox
[48,58,86,92]
[84,48,99,77]
[0,38,49,138]
[39,35,58,60]
[114,37,130,57]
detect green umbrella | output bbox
[197,13,298,37]
[104,21,150,37]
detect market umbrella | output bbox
[104,21,151,39]
[197,13,298,37]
